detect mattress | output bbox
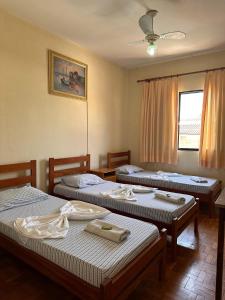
[117,171,220,195]
[0,195,159,288]
[54,182,196,224]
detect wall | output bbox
[126,50,225,183]
[0,9,128,190]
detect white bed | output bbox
[116,171,220,195]
[54,181,195,224]
[0,195,159,288]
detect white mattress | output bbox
[0,195,159,288]
[117,171,220,195]
[54,182,196,224]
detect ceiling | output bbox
[1,0,225,68]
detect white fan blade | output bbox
[128,39,147,46]
[160,31,186,40]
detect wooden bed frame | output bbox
[49,155,198,260]
[0,160,167,300]
[107,150,221,218]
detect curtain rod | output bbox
[137,66,225,83]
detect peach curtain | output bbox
[199,70,225,168]
[140,77,178,164]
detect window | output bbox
[178,90,203,150]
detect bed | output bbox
[0,160,167,300]
[107,151,221,217]
[48,155,199,261]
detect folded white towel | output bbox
[148,175,170,181]
[191,176,208,183]
[120,184,156,193]
[100,187,137,201]
[157,171,183,177]
[14,213,69,239]
[155,191,185,204]
[84,219,130,243]
[60,200,110,220]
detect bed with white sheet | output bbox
[0,195,159,288]
[49,154,199,260]
[54,181,195,224]
[116,171,220,196]
[0,160,166,300]
[107,151,222,217]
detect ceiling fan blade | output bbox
[160,31,186,40]
[128,39,147,46]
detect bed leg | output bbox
[171,219,178,261]
[194,214,199,235]
[171,236,177,261]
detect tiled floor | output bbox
[0,214,221,300]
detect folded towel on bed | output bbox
[120,184,157,193]
[191,176,208,183]
[100,187,137,201]
[84,219,130,243]
[154,191,185,204]
[146,175,170,181]
[14,213,69,239]
[157,171,183,177]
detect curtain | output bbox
[199,70,225,168]
[140,77,178,164]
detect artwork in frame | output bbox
[48,50,87,100]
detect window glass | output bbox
[178,91,203,150]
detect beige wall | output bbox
[126,50,225,183]
[0,9,128,190]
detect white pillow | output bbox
[61,173,104,188]
[0,186,48,212]
[116,165,144,175]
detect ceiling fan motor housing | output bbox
[146,10,158,17]
[146,33,160,42]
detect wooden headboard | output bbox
[107,151,131,169]
[0,160,36,189]
[48,154,90,194]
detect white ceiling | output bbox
[1,0,225,68]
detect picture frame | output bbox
[48,50,88,100]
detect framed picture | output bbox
[48,50,88,100]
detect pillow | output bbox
[116,165,144,175]
[0,186,48,212]
[61,173,104,188]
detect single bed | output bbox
[49,155,199,260]
[0,160,166,300]
[107,151,222,217]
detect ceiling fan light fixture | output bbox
[147,42,156,56]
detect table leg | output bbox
[216,208,225,300]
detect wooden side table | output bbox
[215,188,225,300]
[90,168,116,182]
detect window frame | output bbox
[178,89,203,151]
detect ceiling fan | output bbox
[130,9,186,56]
